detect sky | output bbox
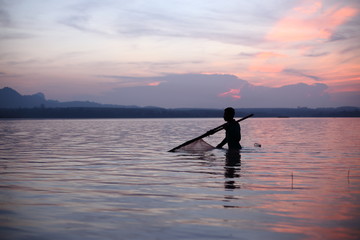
[0,0,359,108]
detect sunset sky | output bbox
[0,0,359,108]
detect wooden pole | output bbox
[168,113,254,152]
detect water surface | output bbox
[0,118,359,240]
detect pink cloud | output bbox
[147,81,161,86]
[255,52,287,59]
[267,1,358,42]
[294,1,322,15]
[248,51,286,73]
[219,88,241,99]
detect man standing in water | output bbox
[216,107,241,150]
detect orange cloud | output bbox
[267,1,358,42]
[219,89,241,99]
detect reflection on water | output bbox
[0,118,359,240]
[224,150,241,190]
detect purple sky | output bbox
[0,0,359,107]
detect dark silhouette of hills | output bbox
[0,87,46,108]
[0,87,359,118]
[0,87,135,108]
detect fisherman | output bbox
[216,107,242,150]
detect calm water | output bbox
[0,118,359,240]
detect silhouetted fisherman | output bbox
[216,107,241,150]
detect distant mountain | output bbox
[0,87,46,108]
[0,87,136,108]
[1,87,359,118]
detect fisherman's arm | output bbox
[216,138,227,149]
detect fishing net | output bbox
[177,138,214,152]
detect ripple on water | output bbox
[0,118,359,240]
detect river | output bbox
[0,118,359,240]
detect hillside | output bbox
[0,87,129,108]
[1,87,359,118]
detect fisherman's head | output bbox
[223,107,235,121]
